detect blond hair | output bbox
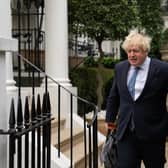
[122,29,152,53]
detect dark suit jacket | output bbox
[106,58,168,141]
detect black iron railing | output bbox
[18,54,99,168]
[0,54,99,168]
[1,92,52,168]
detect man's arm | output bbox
[105,68,120,134]
[105,72,120,123]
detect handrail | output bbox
[87,106,99,127]
[18,54,99,126]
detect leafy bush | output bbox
[101,57,120,68]
[161,28,168,45]
[70,65,115,113]
[83,56,98,67]
[70,67,98,115]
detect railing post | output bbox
[37,94,42,168]
[42,93,47,168]
[17,97,23,168]
[86,106,99,168]
[31,95,36,168]
[57,85,61,157]
[24,96,30,168]
[88,126,92,168]
[70,94,73,168]
[9,99,16,168]
[92,114,98,168]
[46,92,51,168]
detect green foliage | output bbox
[101,57,120,68]
[70,67,98,115]
[83,56,98,67]
[70,65,115,113]
[69,0,139,56]
[69,0,165,59]
[137,0,164,58]
[161,28,168,45]
[98,68,114,110]
[98,67,114,84]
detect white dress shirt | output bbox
[127,57,151,100]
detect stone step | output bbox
[51,117,66,134]
[63,137,104,167]
[51,117,105,167]
[51,127,84,152]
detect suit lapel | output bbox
[122,61,132,98]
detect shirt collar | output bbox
[130,56,151,70]
[139,56,150,70]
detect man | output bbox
[105,29,168,168]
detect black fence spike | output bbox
[17,0,21,9]
[37,94,42,118]
[41,0,44,8]
[35,0,43,9]
[23,0,31,9]
[42,93,47,116]
[47,92,51,115]
[9,98,16,129]
[31,95,36,122]
[24,96,30,125]
[17,97,23,128]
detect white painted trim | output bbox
[0,38,18,52]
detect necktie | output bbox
[128,67,140,131]
[128,67,139,99]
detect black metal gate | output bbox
[0,92,52,168]
[11,0,45,88]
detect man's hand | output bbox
[105,122,116,136]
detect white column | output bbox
[45,0,71,86]
[0,51,7,168]
[6,52,17,91]
[0,39,17,168]
[44,0,78,120]
[0,1,10,167]
[0,0,17,91]
[0,0,17,167]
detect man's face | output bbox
[127,45,147,66]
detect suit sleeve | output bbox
[105,67,120,123]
